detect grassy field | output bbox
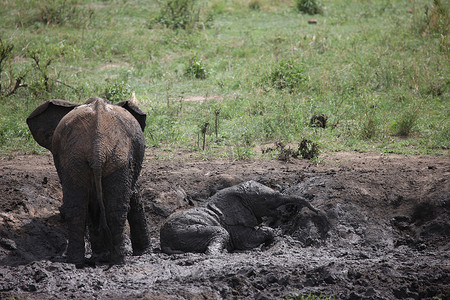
[0,0,448,159]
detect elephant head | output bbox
[213,180,319,220]
[26,98,146,153]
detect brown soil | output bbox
[0,151,449,299]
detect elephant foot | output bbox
[131,235,150,256]
[205,234,230,255]
[110,255,125,265]
[90,251,111,263]
[67,256,86,269]
[66,251,86,268]
[160,246,185,255]
[132,247,149,256]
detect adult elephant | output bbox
[27,97,150,266]
[160,180,319,254]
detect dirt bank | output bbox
[1,152,449,299]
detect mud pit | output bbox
[0,152,449,299]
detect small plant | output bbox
[249,0,261,11]
[277,142,298,162]
[198,121,209,150]
[151,0,212,30]
[391,109,419,137]
[262,141,319,161]
[103,80,132,103]
[310,113,328,128]
[296,0,323,15]
[35,0,94,27]
[263,59,306,92]
[27,48,53,93]
[233,145,255,160]
[411,0,449,36]
[298,139,319,160]
[214,108,221,139]
[185,56,208,79]
[423,0,449,36]
[360,111,378,140]
[26,44,70,97]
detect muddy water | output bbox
[1,153,449,299]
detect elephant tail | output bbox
[93,168,115,253]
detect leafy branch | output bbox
[0,39,28,98]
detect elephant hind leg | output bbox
[205,226,231,255]
[160,222,230,254]
[87,204,110,262]
[101,167,132,264]
[63,185,89,266]
[231,226,275,250]
[128,188,150,255]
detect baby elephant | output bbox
[160,180,318,254]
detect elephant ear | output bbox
[116,100,147,132]
[26,100,79,151]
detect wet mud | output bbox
[0,152,449,299]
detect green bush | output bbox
[1,40,69,99]
[14,0,95,28]
[423,0,449,36]
[185,56,208,79]
[391,109,419,137]
[40,0,94,27]
[151,0,212,30]
[296,0,323,15]
[249,0,261,11]
[103,81,132,103]
[263,59,306,92]
[411,0,449,36]
[360,111,379,140]
[0,39,26,98]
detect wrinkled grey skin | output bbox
[160,180,319,255]
[27,98,149,266]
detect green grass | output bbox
[0,0,448,158]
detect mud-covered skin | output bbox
[26,98,149,265]
[160,180,318,254]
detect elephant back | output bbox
[52,98,145,182]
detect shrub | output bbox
[423,0,449,36]
[25,44,70,98]
[310,113,328,128]
[262,141,319,161]
[249,0,261,11]
[391,109,419,137]
[185,56,208,79]
[263,59,306,92]
[360,112,378,140]
[411,0,449,36]
[103,81,132,103]
[39,0,94,27]
[14,0,95,28]
[298,139,319,160]
[296,0,323,15]
[151,0,212,30]
[0,39,27,98]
